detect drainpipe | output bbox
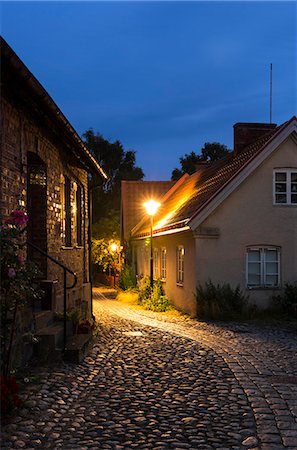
[88,179,107,319]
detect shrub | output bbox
[118,264,136,291]
[137,276,152,304]
[138,278,172,312]
[196,280,249,321]
[1,210,42,375]
[272,282,297,317]
[0,375,21,418]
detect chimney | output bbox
[194,160,209,172]
[233,122,277,155]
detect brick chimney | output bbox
[233,122,277,155]
[194,160,209,172]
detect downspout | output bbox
[88,179,107,319]
[88,179,93,319]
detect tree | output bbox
[83,129,144,278]
[83,129,144,223]
[171,142,230,180]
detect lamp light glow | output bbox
[110,243,119,253]
[143,199,160,216]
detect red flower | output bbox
[8,267,16,278]
[5,210,28,226]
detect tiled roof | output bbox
[132,119,293,238]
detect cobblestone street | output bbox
[1,290,297,450]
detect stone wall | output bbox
[1,94,91,313]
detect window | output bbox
[246,247,280,288]
[153,248,158,280]
[176,246,184,285]
[60,175,65,243]
[274,169,297,205]
[160,247,167,280]
[76,184,82,246]
[64,176,71,247]
[73,182,82,246]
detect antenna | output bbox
[270,63,273,124]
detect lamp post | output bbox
[110,242,119,287]
[143,200,160,287]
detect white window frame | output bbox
[153,248,159,280]
[246,246,281,289]
[160,247,167,281]
[176,245,184,286]
[273,169,297,205]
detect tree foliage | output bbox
[92,238,121,274]
[171,142,230,180]
[83,129,144,222]
[83,129,144,276]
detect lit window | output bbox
[153,248,158,280]
[274,169,297,205]
[60,175,65,243]
[76,184,82,246]
[161,247,167,281]
[64,176,71,247]
[246,247,280,288]
[176,245,184,285]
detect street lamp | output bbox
[110,242,122,287]
[143,200,160,287]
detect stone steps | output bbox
[63,333,92,364]
[34,311,91,364]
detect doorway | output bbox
[27,152,47,277]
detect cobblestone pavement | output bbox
[1,290,297,450]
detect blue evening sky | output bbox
[1,1,296,180]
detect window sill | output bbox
[247,286,281,290]
[61,246,73,250]
[273,203,297,207]
[176,283,184,287]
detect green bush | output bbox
[138,278,171,312]
[196,280,249,321]
[118,264,136,291]
[272,282,297,317]
[137,276,152,304]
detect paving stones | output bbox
[1,293,297,449]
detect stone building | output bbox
[1,37,106,361]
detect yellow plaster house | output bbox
[123,118,297,316]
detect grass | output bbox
[116,290,191,321]
[116,290,139,305]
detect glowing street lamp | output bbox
[109,242,122,287]
[110,242,118,253]
[143,200,160,287]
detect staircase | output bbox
[34,309,92,364]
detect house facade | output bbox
[1,37,106,319]
[129,118,297,316]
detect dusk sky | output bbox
[1,1,296,180]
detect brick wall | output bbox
[1,94,91,313]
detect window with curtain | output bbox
[153,248,158,280]
[76,184,82,246]
[64,175,71,247]
[246,247,280,288]
[176,245,184,285]
[160,247,167,281]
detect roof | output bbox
[0,36,107,179]
[121,180,175,241]
[132,116,297,238]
